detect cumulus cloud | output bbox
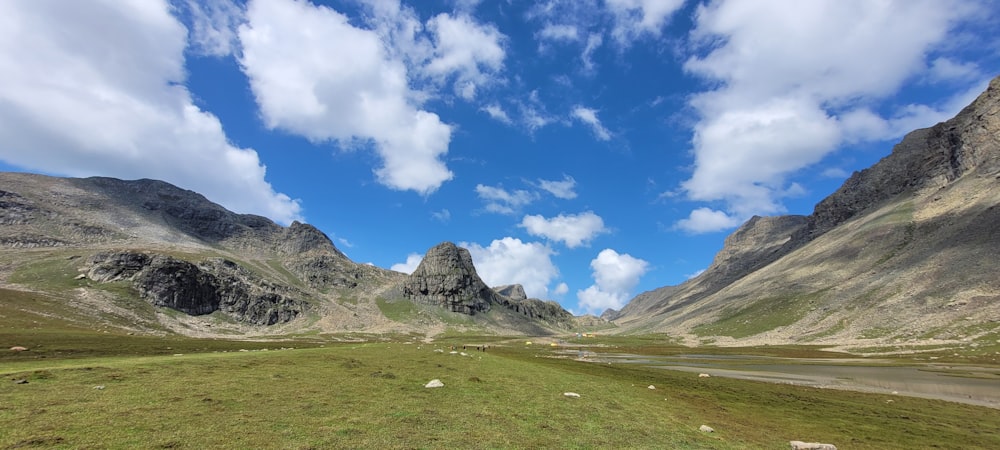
[520,211,608,248]
[928,57,983,83]
[537,175,578,199]
[424,12,506,100]
[239,0,455,196]
[571,106,612,141]
[554,282,570,296]
[462,238,559,299]
[577,249,649,313]
[391,252,424,274]
[676,0,984,233]
[605,0,685,46]
[675,207,743,234]
[183,0,244,57]
[476,184,538,214]
[0,0,301,224]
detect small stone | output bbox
[93,385,105,390]
[14,379,28,384]
[647,385,656,390]
[425,379,444,388]
[789,441,837,450]
[699,425,714,433]
[563,392,581,398]
[698,373,711,378]
[74,274,87,280]
[10,346,28,352]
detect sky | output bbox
[0,0,998,315]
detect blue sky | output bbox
[0,0,997,315]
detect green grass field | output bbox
[3,332,1000,449]
[3,286,1000,449]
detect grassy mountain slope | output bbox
[614,76,1000,352]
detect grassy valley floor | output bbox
[2,333,1000,449]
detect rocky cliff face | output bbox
[399,244,576,329]
[802,77,1000,239]
[86,251,306,325]
[401,242,496,314]
[494,284,527,300]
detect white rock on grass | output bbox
[789,441,837,450]
[425,379,444,388]
[647,385,656,390]
[699,425,714,433]
[698,373,711,378]
[563,392,581,398]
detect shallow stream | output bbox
[581,352,1000,409]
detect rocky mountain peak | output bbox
[401,242,496,314]
[279,221,346,258]
[494,284,527,300]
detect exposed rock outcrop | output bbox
[401,242,496,314]
[800,76,1000,239]
[86,251,306,325]
[494,284,527,300]
[399,243,576,328]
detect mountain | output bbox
[0,173,576,337]
[613,76,1000,349]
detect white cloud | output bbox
[0,0,301,224]
[554,282,569,296]
[520,211,608,248]
[577,249,649,313]
[674,207,743,234]
[183,0,244,57]
[571,106,612,140]
[928,57,982,83]
[538,175,578,199]
[677,0,982,233]
[476,184,538,215]
[431,208,451,222]
[605,0,685,46]
[239,0,454,196]
[481,104,513,124]
[462,238,559,299]
[821,167,850,179]
[391,253,424,274]
[581,33,603,71]
[685,269,706,280]
[424,13,506,100]
[538,24,580,42]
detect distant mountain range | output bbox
[2,77,998,347]
[0,172,587,338]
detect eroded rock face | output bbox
[804,76,1000,238]
[401,242,494,314]
[494,284,527,300]
[86,252,306,325]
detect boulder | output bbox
[699,425,715,433]
[425,379,444,388]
